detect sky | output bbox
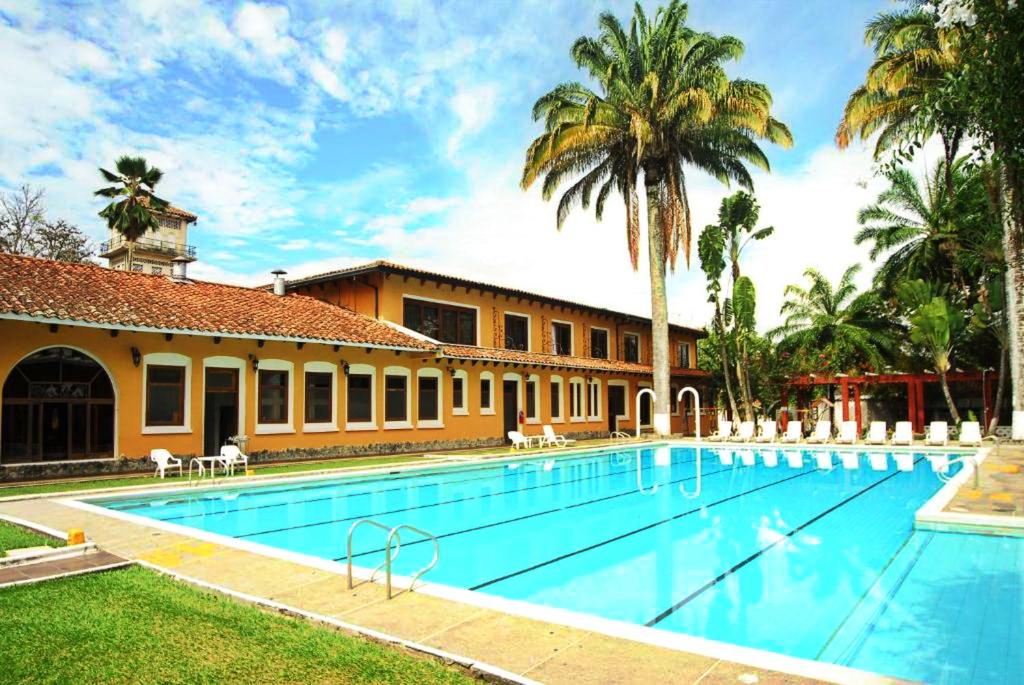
[0,0,928,331]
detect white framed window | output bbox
[623,332,641,363]
[502,372,523,420]
[479,371,495,415]
[142,352,191,434]
[550,375,565,423]
[525,374,540,424]
[503,311,531,351]
[637,381,653,428]
[678,341,692,368]
[416,368,444,428]
[671,384,680,416]
[587,378,602,421]
[569,376,585,423]
[551,320,573,356]
[202,356,246,443]
[303,361,338,432]
[590,326,609,359]
[452,369,469,416]
[345,363,377,431]
[383,366,412,430]
[608,379,630,429]
[255,359,294,434]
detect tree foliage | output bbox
[0,184,92,263]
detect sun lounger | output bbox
[508,431,536,449]
[835,420,858,444]
[892,421,914,446]
[925,421,948,446]
[150,449,182,479]
[806,420,832,444]
[542,424,576,447]
[706,420,733,442]
[780,421,802,443]
[958,421,982,446]
[755,421,777,443]
[865,421,887,445]
[736,421,756,442]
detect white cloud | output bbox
[278,238,311,251]
[233,2,296,58]
[447,83,498,158]
[322,27,348,62]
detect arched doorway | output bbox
[2,347,115,463]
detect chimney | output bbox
[271,269,287,296]
[170,256,189,283]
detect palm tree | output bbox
[522,1,791,433]
[95,156,169,272]
[837,8,962,194]
[855,158,984,296]
[769,265,895,375]
[897,279,964,423]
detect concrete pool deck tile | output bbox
[522,631,717,684]
[273,576,388,615]
[421,611,590,675]
[699,659,826,684]
[339,590,488,642]
[943,444,1024,520]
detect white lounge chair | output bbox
[736,421,756,442]
[806,420,832,444]
[959,421,982,446]
[220,444,248,474]
[925,421,948,446]
[835,421,858,444]
[150,449,182,479]
[865,421,887,445]
[508,431,536,449]
[892,421,914,446]
[780,421,802,443]
[755,421,777,443]
[542,424,576,448]
[707,420,733,442]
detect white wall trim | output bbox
[587,377,603,421]
[550,319,574,356]
[622,331,641,363]
[589,326,610,359]
[202,356,247,446]
[254,358,294,435]
[416,367,444,429]
[382,366,412,430]
[549,374,565,423]
[569,375,585,423]
[142,352,192,434]
[451,369,469,416]
[302,361,338,433]
[345,363,377,431]
[503,310,532,352]
[525,373,541,424]
[479,370,495,415]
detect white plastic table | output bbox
[188,456,227,482]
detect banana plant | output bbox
[898,279,964,423]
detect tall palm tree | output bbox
[522,1,791,433]
[95,156,169,272]
[837,8,962,194]
[769,265,895,375]
[855,157,984,296]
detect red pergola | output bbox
[781,371,998,434]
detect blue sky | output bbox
[0,0,907,328]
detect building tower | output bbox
[99,203,198,275]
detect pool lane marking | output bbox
[132,447,653,520]
[643,459,923,628]
[231,453,696,539]
[340,459,760,563]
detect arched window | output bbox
[2,347,114,462]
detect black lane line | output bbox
[643,459,922,628]
[337,461,753,564]
[149,448,648,521]
[466,467,817,591]
[233,452,696,539]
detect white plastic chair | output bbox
[925,421,949,446]
[865,421,887,445]
[959,421,982,446]
[220,444,248,474]
[892,421,914,446]
[755,421,777,443]
[508,431,535,449]
[542,424,576,447]
[835,421,858,444]
[806,420,832,443]
[707,420,733,442]
[737,421,756,442]
[780,421,802,443]
[150,449,182,479]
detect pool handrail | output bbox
[347,519,440,599]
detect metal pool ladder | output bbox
[346,519,440,599]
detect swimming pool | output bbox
[88,444,1022,683]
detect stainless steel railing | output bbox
[346,519,439,599]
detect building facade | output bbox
[0,253,708,479]
[98,204,198,275]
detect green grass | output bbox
[0,519,64,557]
[0,565,473,684]
[0,454,431,499]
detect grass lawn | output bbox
[0,519,64,557]
[0,453,431,500]
[0,565,473,684]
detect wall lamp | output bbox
[340,360,350,376]
[130,347,141,367]
[448,366,456,378]
[248,354,259,372]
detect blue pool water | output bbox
[93,445,1022,683]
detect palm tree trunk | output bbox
[998,156,1024,417]
[989,342,1008,434]
[644,171,671,435]
[734,342,753,420]
[715,306,740,420]
[126,240,134,272]
[938,369,961,424]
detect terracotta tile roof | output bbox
[285,260,706,337]
[440,344,709,377]
[140,196,198,222]
[0,253,432,350]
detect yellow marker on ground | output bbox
[67,529,85,545]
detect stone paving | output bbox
[945,443,1024,518]
[0,496,832,685]
[0,549,128,586]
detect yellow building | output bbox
[0,253,708,479]
[98,203,198,275]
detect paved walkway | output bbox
[0,549,128,586]
[945,443,1024,518]
[0,497,827,685]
